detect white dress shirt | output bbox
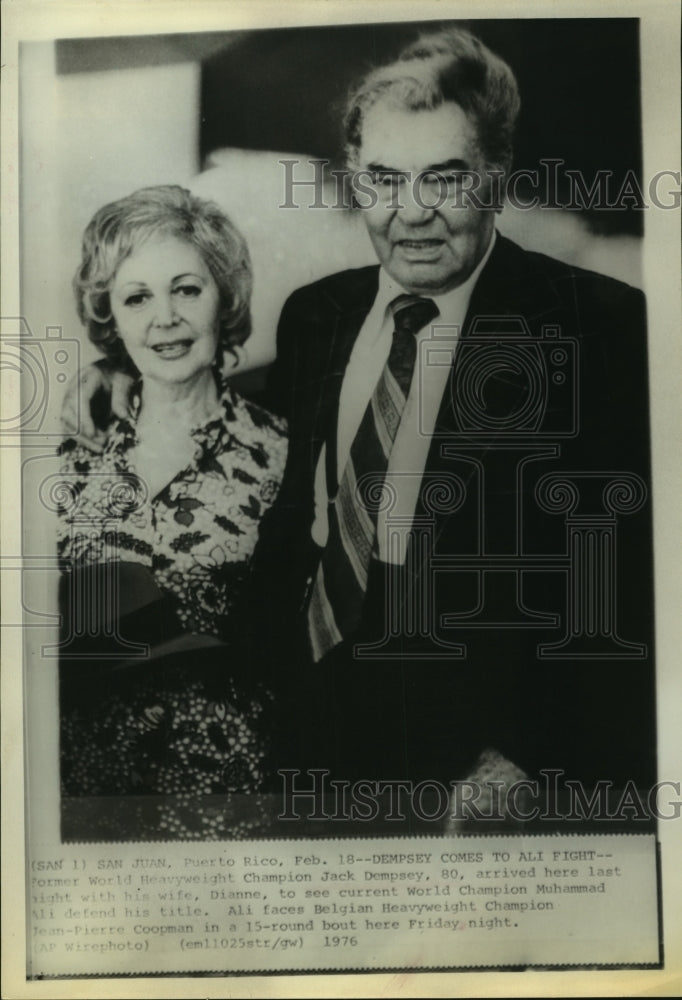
[311,232,496,563]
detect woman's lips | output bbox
[151,340,193,359]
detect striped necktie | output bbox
[307,293,439,662]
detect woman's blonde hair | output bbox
[74,185,252,369]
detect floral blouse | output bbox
[57,377,287,640]
[56,377,287,841]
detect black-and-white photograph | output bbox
[50,14,658,836]
[2,0,681,993]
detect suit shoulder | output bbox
[505,238,645,310]
[280,265,380,315]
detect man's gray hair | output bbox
[344,27,521,176]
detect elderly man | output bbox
[249,28,654,813]
[65,29,655,822]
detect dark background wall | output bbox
[199,18,643,235]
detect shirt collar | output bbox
[375,228,497,329]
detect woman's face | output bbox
[109,235,222,385]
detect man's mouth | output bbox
[395,239,445,257]
[151,339,193,359]
[397,239,443,247]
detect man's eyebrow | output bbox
[419,159,471,173]
[365,163,410,175]
[365,159,471,174]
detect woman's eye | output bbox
[124,292,148,308]
[174,284,201,298]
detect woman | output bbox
[57,185,287,840]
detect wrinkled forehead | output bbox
[356,99,482,174]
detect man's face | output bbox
[355,100,497,295]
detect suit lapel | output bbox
[309,266,380,467]
[420,235,567,550]
[431,234,565,437]
[306,244,567,565]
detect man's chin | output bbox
[389,263,459,297]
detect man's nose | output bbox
[397,178,436,225]
[152,294,178,328]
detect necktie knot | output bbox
[390,294,439,337]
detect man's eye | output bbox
[443,171,470,185]
[174,284,201,298]
[420,171,447,185]
[420,171,464,186]
[373,172,405,187]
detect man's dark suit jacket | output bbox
[248,234,656,798]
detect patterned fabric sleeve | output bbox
[55,438,97,572]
